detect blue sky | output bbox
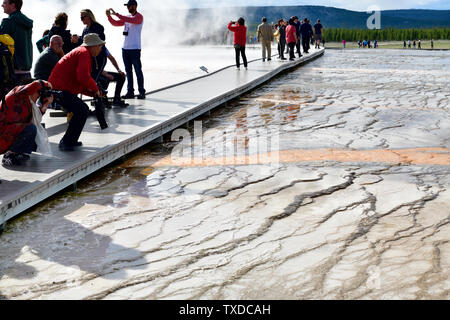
[181,0,450,11]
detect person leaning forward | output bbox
[48,33,105,152]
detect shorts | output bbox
[315,34,322,41]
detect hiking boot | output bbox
[137,93,146,100]
[122,93,135,99]
[103,97,112,109]
[268,58,272,61]
[58,141,75,152]
[16,153,31,161]
[2,153,21,166]
[112,98,129,108]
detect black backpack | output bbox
[0,41,15,101]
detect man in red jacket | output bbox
[48,33,105,151]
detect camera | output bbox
[93,85,108,130]
[123,31,129,36]
[39,87,63,103]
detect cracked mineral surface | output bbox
[0,49,449,300]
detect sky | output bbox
[181,0,450,11]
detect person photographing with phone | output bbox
[106,0,146,100]
[227,18,247,70]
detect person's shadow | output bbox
[0,202,148,299]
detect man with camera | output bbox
[48,33,105,152]
[106,0,146,100]
[0,80,53,166]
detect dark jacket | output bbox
[0,10,33,71]
[279,25,286,44]
[48,25,77,55]
[33,47,60,81]
[300,23,313,38]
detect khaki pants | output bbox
[261,40,272,60]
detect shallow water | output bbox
[0,49,449,300]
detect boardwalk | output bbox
[0,48,325,231]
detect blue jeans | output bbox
[122,49,145,95]
[10,124,37,154]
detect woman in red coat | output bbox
[228,18,248,70]
[0,80,53,166]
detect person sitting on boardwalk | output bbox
[97,50,129,107]
[48,33,105,152]
[33,35,64,81]
[227,18,247,70]
[286,18,298,61]
[0,80,53,166]
[257,17,274,62]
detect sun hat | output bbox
[81,33,106,47]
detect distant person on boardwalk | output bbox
[227,18,248,70]
[286,18,297,61]
[358,40,362,48]
[107,0,146,100]
[413,40,416,48]
[48,33,105,152]
[403,40,406,49]
[33,35,64,81]
[431,39,434,50]
[48,12,77,56]
[36,30,50,53]
[0,80,53,166]
[313,19,323,49]
[257,17,274,62]
[418,40,421,49]
[0,0,33,85]
[408,40,411,48]
[342,39,346,48]
[299,18,313,53]
[277,19,287,60]
[293,16,301,57]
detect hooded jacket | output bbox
[0,10,33,71]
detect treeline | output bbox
[323,28,450,42]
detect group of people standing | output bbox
[403,39,432,49]
[0,0,146,167]
[228,15,324,69]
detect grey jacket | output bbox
[257,22,274,42]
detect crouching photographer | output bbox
[48,33,106,152]
[0,80,53,167]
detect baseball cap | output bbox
[124,0,137,6]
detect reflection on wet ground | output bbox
[1,50,449,300]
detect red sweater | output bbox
[228,23,247,47]
[286,25,297,44]
[48,46,98,96]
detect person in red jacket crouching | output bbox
[0,80,53,166]
[48,33,105,151]
[228,18,247,70]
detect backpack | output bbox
[0,34,15,101]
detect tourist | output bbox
[0,0,33,84]
[0,80,53,166]
[257,17,273,62]
[48,12,77,55]
[278,19,287,60]
[431,39,434,50]
[35,30,50,53]
[408,40,411,48]
[98,51,128,107]
[33,35,64,81]
[313,19,323,49]
[403,40,406,49]
[227,18,248,70]
[342,39,346,49]
[48,33,105,152]
[413,40,416,49]
[286,18,297,61]
[107,0,146,100]
[293,16,301,57]
[299,18,313,54]
[418,39,421,49]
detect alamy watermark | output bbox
[170,121,281,167]
[366,5,381,30]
